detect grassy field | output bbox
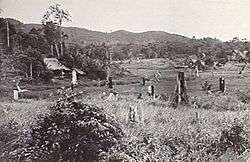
[0,58,250,161]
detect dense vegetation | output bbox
[1,16,250,81]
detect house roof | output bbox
[44,58,70,71]
[73,68,85,75]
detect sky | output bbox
[1,0,250,41]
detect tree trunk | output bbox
[6,20,10,47]
[60,40,63,56]
[30,62,33,79]
[60,26,63,56]
[51,44,54,56]
[55,43,60,58]
[106,66,110,81]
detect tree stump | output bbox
[147,84,155,98]
[151,85,155,99]
[128,105,142,124]
[128,106,136,123]
[221,79,226,92]
[219,77,226,92]
[171,72,190,108]
[13,90,18,100]
[98,78,101,87]
[142,77,146,86]
[195,65,199,77]
[108,77,113,89]
[219,77,223,91]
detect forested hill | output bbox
[7,18,191,45]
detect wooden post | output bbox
[219,77,226,92]
[72,69,77,85]
[98,78,101,87]
[219,77,223,91]
[171,72,189,108]
[30,62,33,79]
[195,112,199,121]
[13,90,18,100]
[108,77,113,89]
[151,85,155,99]
[128,106,136,123]
[221,79,226,92]
[142,77,146,86]
[195,65,199,77]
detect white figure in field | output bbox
[72,69,77,85]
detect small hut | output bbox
[44,58,70,77]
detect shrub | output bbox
[0,120,20,161]
[40,70,54,82]
[210,118,250,156]
[7,91,123,161]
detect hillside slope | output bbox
[6,18,191,45]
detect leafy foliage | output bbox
[7,90,123,161]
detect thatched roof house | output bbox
[44,58,70,71]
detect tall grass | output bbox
[82,92,250,161]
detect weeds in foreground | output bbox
[0,89,249,161]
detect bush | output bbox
[40,70,54,82]
[7,92,123,161]
[0,120,20,161]
[84,64,107,80]
[213,119,249,156]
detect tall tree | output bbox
[42,4,70,57]
[42,21,61,57]
[13,46,44,79]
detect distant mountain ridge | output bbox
[7,18,191,45]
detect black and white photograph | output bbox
[0,0,250,161]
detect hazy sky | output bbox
[1,0,250,41]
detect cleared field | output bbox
[1,59,250,123]
[0,58,249,161]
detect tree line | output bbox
[1,4,250,81]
